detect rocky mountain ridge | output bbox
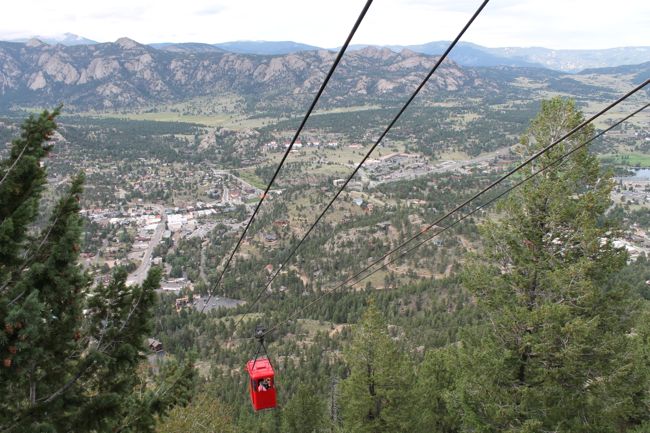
[0,38,485,111]
[8,33,649,72]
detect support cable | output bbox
[342,102,650,296]
[260,87,648,337]
[199,0,374,312]
[232,0,491,328]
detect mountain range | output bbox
[0,38,486,111]
[8,32,98,46]
[0,36,647,112]
[5,33,650,72]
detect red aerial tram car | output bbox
[245,325,277,411]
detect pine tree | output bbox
[281,384,328,433]
[155,393,236,433]
[0,110,195,432]
[456,97,650,432]
[1,108,59,277]
[340,303,414,433]
[412,346,461,433]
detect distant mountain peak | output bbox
[25,38,47,48]
[356,46,395,60]
[57,32,97,45]
[398,48,419,58]
[115,37,141,50]
[7,33,97,46]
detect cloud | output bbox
[0,0,648,49]
[87,7,148,21]
[195,5,227,16]
[402,0,522,13]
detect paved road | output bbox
[127,205,166,287]
[199,241,209,285]
[222,184,229,204]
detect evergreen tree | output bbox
[412,346,461,433]
[1,108,59,278]
[340,303,414,433]
[281,384,328,433]
[456,97,650,432]
[0,110,195,432]
[155,393,236,433]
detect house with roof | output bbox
[264,232,278,243]
[147,338,163,353]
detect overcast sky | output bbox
[1,0,648,49]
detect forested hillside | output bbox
[2,95,648,432]
[1,11,649,429]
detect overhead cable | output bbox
[232,0,492,329]
[199,0,374,313]
[261,84,649,337]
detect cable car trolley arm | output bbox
[246,325,277,411]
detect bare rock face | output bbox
[0,51,22,92]
[316,49,336,62]
[168,59,187,83]
[356,46,394,61]
[96,82,123,97]
[38,52,80,84]
[124,53,153,73]
[115,37,140,50]
[28,71,47,90]
[301,71,327,93]
[353,76,370,94]
[388,53,433,71]
[25,38,46,48]
[284,53,308,71]
[85,57,121,81]
[198,128,217,151]
[376,78,398,93]
[218,53,255,76]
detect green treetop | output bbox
[1,108,59,274]
[0,109,195,432]
[457,97,650,432]
[340,302,414,433]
